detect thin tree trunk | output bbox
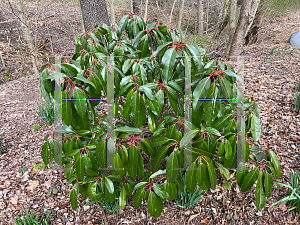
[244,0,261,38]
[144,0,149,23]
[204,0,209,32]
[245,0,269,45]
[133,0,140,14]
[169,0,177,25]
[109,0,117,30]
[130,0,133,12]
[177,0,185,29]
[14,0,38,74]
[225,0,237,56]
[197,0,204,34]
[79,0,110,32]
[214,0,229,37]
[228,0,252,56]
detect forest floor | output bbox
[0,1,300,224]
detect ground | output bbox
[0,1,300,224]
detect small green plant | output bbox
[3,72,12,80]
[35,101,55,125]
[298,80,300,90]
[271,167,300,214]
[31,124,40,131]
[272,34,276,37]
[32,162,49,170]
[174,171,203,209]
[14,207,52,225]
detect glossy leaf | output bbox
[70,189,78,210]
[241,168,259,192]
[207,161,217,190]
[263,171,273,198]
[76,155,84,181]
[250,114,261,142]
[133,188,144,209]
[72,87,87,118]
[166,152,179,183]
[255,172,266,210]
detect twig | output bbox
[0,52,5,69]
[169,0,177,25]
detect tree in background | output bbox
[79,0,110,32]
[197,0,204,34]
[109,0,117,30]
[14,0,38,74]
[225,0,237,56]
[228,0,260,56]
[177,0,186,29]
[132,0,140,15]
[245,0,270,45]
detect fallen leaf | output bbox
[278,202,287,212]
[26,180,39,191]
[10,196,18,205]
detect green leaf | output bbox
[115,126,142,134]
[76,155,85,181]
[141,138,155,157]
[236,163,247,187]
[151,146,169,172]
[114,153,124,176]
[218,142,225,156]
[119,185,127,209]
[148,191,156,216]
[138,35,149,58]
[153,183,169,199]
[150,169,166,179]
[269,151,281,179]
[206,127,221,136]
[215,162,230,179]
[139,86,156,101]
[61,91,72,126]
[131,91,146,127]
[118,15,129,37]
[225,139,232,160]
[212,114,232,131]
[150,41,172,59]
[122,89,133,120]
[75,76,96,89]
[133,188,144,209]
[70,189,78,210]
[219,77,233,99]
[161,47,177,83]
[241,168,259,192]
[255,172,266,210]
[156,89,164,113]
[197,163,211,190]
[223,70,243,82]
[263,171,273,198]
[95,140,106,168]
[186,162,197,193]
[105,177,114,194]
[169,182,178,200]
[151,136,169,147]
[192,77,211,110]
[251,114,261,142]
[180,129,199,149]
[166,152,179,183]
[134,182,148,190]
[154,195,164,218]
[72,87,87,118]
[207,161,217,190]
[41,141,49,165]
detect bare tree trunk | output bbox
[245,0,269,45]
[225,0,237,56]
[177,0,185,29]
[245,0,261,37]
[228,0,260,56]
[214,0,229,37]
[109,0,117,30]
[130,0,133,12]
[197,0,204,34]
[79,0,110,32]
[133,0,140,14]
[144,0,149,23]
[203,0,209,32]
[169,0,177,25]
[14,0,38,74]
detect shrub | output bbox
[39,14,282,217]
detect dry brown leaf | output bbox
[278,202,287,212]
[26,180,39,191]
[9,196,18,205]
